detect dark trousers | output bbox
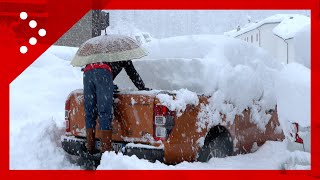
[83,68,113,130]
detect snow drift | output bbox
[275,63,310,139]
[116,35,282,131]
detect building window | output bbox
[256,33,259,41]
[251,35,253,43]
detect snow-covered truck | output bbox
[61,89,284,164]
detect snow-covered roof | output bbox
[224,14,310,40]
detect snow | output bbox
[156,89,199,117]
[293,25,311,68]
[272,14,310,40]
[282,150,311,170]
[105,18,153,44]
[10,120,78,169]
[108,10,310,39]
[125,143,164,150]
[98,141,291,170]
[132,35,281,132]
[46,45,78,61]
[275,63,310,139]
[10,34,310,169]
[225,14,310,40]
[10,46,82,169]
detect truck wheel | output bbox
[197,126,233,162]
[72,156,100,170]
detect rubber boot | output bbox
[86,128,95,154]
[100,130,112,153]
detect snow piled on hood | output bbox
[117,35,282,131]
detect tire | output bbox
[197,127,233,162]
[72,156,100,170]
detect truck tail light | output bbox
[292,123,303,144]
[153,105,175,141]
[65,98,71,133]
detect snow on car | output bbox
[62,35,286,165]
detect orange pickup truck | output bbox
[61,89,284,164]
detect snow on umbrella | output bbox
[70,34,147,67]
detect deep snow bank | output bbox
[10,120,80,169]
[275,63,310,138]
[98,141,290,170]
[293,25,310,68]
[10,47,82,169]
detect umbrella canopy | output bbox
[71,34,147,67]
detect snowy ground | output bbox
[9,35,310,170]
